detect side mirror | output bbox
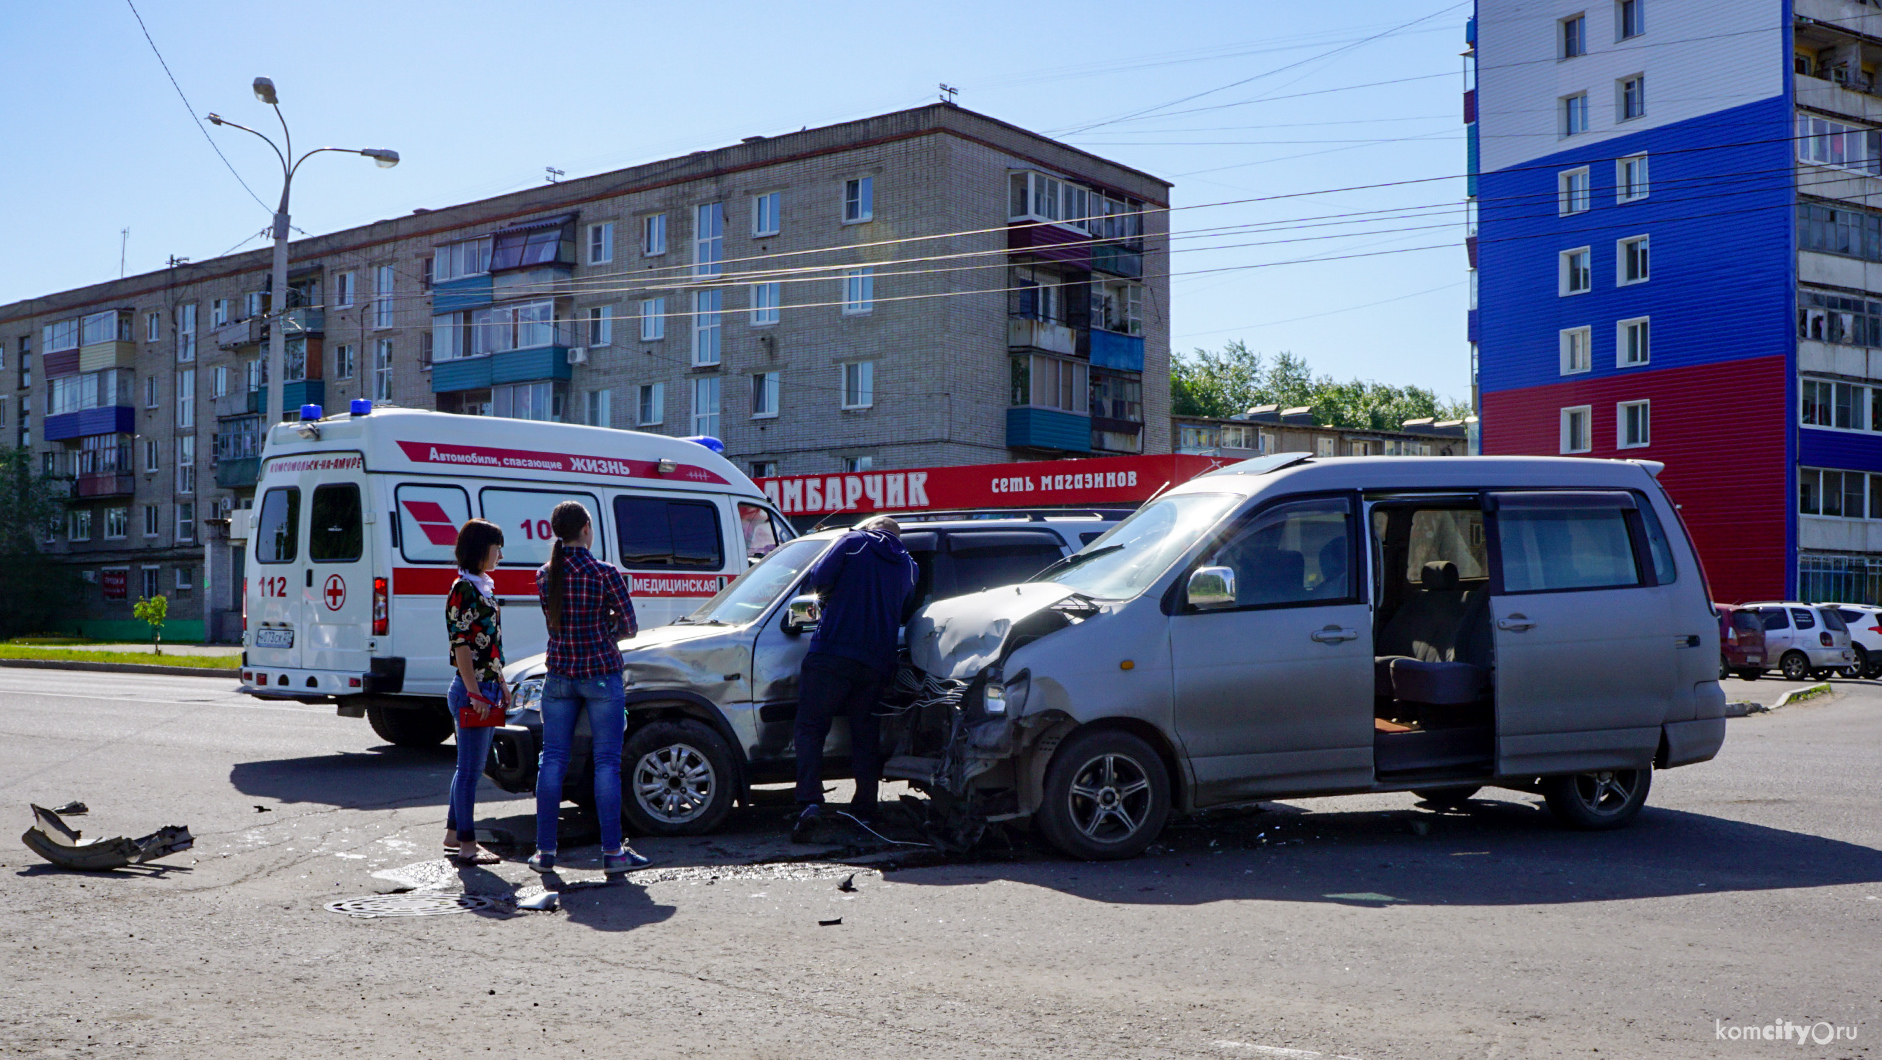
[1186,566,1237,610]
[782,595,821,635]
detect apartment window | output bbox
[211,365,228,398]
[68,509,91,542]
[145,312,160,342]
[841,268,875,315]
[1558,167,1591,215]
[642,214,667,256]
[431,240,491,282]
[1562,93,1590,136]
[1617,0,1643,40]
[1800,377,1875,431]
[144,438,159,473]
[587,222,614,265]
[1799,468,1875,518]
[492,381,560,421]
[843,456,874,473]
[1619,75,1645,121]
[638,382,665,427]
[751,372,779,418]
[469,302,556,355]
[141,567,159,600]
[1560,247,1592,294]
[144,504,160,538]
[104,507,127,541]
[1800,288,1882,346]
[843,177,873,223]
[1560,326,1592,374]
[1561,406,1592,453]
[373,340,393,400]
[752,192,781,237]
[373,265,395,328]
[144,375,158,409]
[750,460,778,479]
[694,203,723,278]
[586,388,611,428]
[1616,153,1649,201]
[1618,317,1650,366]
[1617,235,1650,284]
[175,368,194,427]
[1561,14,1586,58]
[1617,400,1650,448]
[246,291,264,318]
[177,438,194,494]
[175,567,193,593]
[1796,114,1882,176]
[333,271,354,307]
[335,344,355,380]
[692,290,722,366]
[1012,355,1088,413]
[691,376,720,437]
[176,501,194,542]
[586,306,613,347]
[212,299,229,327]
[176,304,196,362]
[640,297,666,341]
[750,282,781,326]
[841,361,874,409]
[1798,200,1882,261]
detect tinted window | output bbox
[1199,496,1351,608]
[1837,608,1867,626]
[395,484,471,564]
[1820,608,1848,632]
[255,487,300,564]
[308,484,362,562]
[1496,506,1640,593]
[1731,612,1762,633]
[614,496,724,569]
[1637,500,1678,584]
[944,531,1064,598]
[1791,608,1816,630]
[1760,607,1790,631]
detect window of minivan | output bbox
[1760,607,1790,631]
[255,487,300,564]
[1791,607,1817,630]
[616,495,723,568]
[1819,607,1847,632]
[1032,493,1242,600]
[1495,503,1640,593]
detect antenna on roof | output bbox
[120,227,130,278]
[544,166,565,184]
[938,83,959,105]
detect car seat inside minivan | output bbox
[1369,503,1496,779]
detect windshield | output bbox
[1031,492,1243,599]
[685,536,829,625]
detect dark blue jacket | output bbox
[803,529,919,674]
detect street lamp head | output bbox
[252,77,278,105]
[361,148,400,169]
[206,112,224,126]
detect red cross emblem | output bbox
[323,575,347,611]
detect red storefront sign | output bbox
[757,454,1235,517]
[101,569,127,600]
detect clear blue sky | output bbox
[0,0,1473,400]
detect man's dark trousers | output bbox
[793,653,887,815]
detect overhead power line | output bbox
[122,0,272,217]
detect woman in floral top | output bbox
[444,518,509,865]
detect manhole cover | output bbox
[325,893,507,919]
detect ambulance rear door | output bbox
[303,462,374,683]
[249,480,305,673]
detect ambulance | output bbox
[237,402,792,747]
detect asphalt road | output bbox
[0,668,1877,1059]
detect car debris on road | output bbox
[21,804,193,871]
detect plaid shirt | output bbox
[537,546,638,678]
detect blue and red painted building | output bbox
[1469,0,1882,604]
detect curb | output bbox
[1772,682,1833,709]
[0,658,240,679]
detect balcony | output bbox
[1091,243,1143,279]
[1007,406,1092,453]
[283,379,325,412]
[432,274,494,313]
[1085,329,1145,372]
[214,317,263,350]
[45,406,134,442]
[283,307,324,336]
[72,472,136,499]
[216,457,260,490]
[1008,317,1076,356]
[79,340,136,372]
[433,347,572,393]
[1007,223,1094,269]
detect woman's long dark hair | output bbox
[541,501,592,634]
[454,519,505,573]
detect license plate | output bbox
[254,628,294,649]
[1745,655,1761,664]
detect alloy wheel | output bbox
[632,743,717,825]
[1067,753,1153,843]
[1571,770,1639,816]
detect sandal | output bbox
[442,842,460,857]
[453,849,501,865]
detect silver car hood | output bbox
[501,621,737,682]
[907,583,1083,681]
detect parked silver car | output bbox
[892,454,1728,859]
[1737,602,1855,680]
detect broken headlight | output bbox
[509,675,545,718]
[983,670,1029,716]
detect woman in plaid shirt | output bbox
[529,501,648,876]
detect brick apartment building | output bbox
[0,103,1170,641]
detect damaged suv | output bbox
[891,453,1728,859]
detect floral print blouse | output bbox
[445,579,504,683]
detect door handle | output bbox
[1497,614,1535,632]
[1310,626,1359,643]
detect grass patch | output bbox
[5,636,99,646]
[0,645,240,669]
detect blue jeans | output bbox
[536,672,626,855]
[446,675,503,840]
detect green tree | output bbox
[133,594,169,655]
[1171,343,1471,429]
[0,447,77,638]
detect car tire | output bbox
[1734,669,1762,681]
[1541,768,1651,831]
[1718,655,1730,681]
[619,718,737,837]
[1036,728,1171,861]
[1780,651,1812,682]
[366,703,454,747]
[1413,785,1481,808]
[1852,645,1870,679]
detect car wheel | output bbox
[1541,768,1651,830]
[1718,655,1730,681]
[1780,651,1812,682]
[1734,669,1762,681]
[620,719,737,837]
[366,704,454,747]
[1413,785,1481,808]
[1852,645,1871,679]
[1036,728,1171,860]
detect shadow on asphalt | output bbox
[228,744,462,809]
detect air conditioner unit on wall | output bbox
[567,347,587,365]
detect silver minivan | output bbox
[892,454,1728,859]
[1738,602,1855,680]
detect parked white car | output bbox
[1739,602,1855,680]
[1822,603,1882,678]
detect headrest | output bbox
[1420,560,1459,591]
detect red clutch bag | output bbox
[459,694,503,729]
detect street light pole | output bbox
[208,78,399,430]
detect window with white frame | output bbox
[638,382,664,426]
[1011,355,1087,412]
[1560,326,1592,374]
[373,339,393,400]
[144,437,159,473]
[431,240,491,282]
[1617,400,1650,448]
[470,302,556,354]
[175,566,192,593]
[586,388,611,428]
[752,372,779,418]
[1798,467,1879,518]
[104,506,127,540]
[841,361,874,409]
[642,214,667,256]
[140,567,159,600]
[750,460,778,479]
[841,268,874,315]
[587,222,614,265]
[750,282,781,325]
[1800,376,1880,432]
[1560,405,1592,453]
[692,290,722,366]
[211,365,228,398]
[1560,247,1592,294]
[640,297,666,341]
[694,203,723,277]
[1618,317,1650,366]
[373,265,395,328]
[843,456,874,473]
[212,299,229,327]
[333,271,354,307]
[752,192,781,237]
[691,376,720,437]
[1561,13,1586,58]
[1618,75,1646,121]
[1558,167,1591,215]
[492,381,559,421]
[335,343,354,379]
[176,501,194,541]
[1007,171,1095,230]
[144,375,158,409]
[67,509,91,542]
[145,312,160,342]
[144,503,160,538]
[1617,235,1649,284]
[175,369,194,427]
[176,304,196,362]
[176,438,194,494]
[1562,93,1590,136]
[245,291,264,318]
[44,318,79,353]
[1616,153,1649,201]
[843,177,873,223]
[1617,0,1643,39]
[1796,114,1882,176]
[586,306,613,347]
